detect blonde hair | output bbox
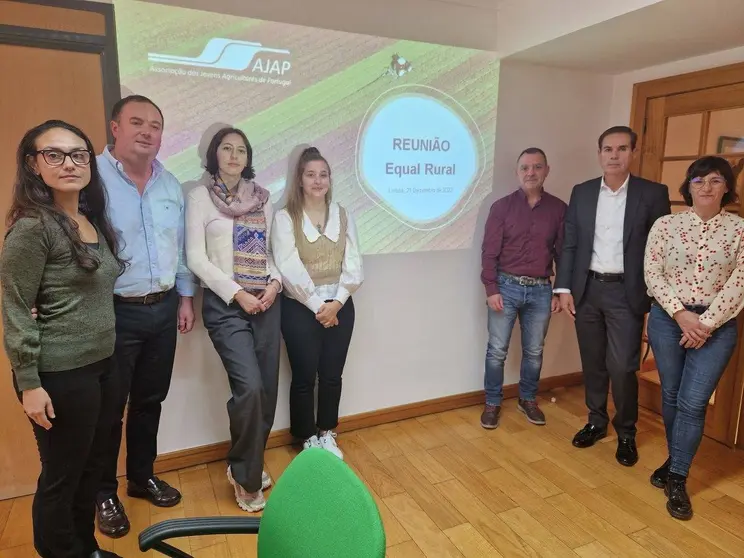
[286,147,332,242]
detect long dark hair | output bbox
[286,147,332,240]
[8,120,126,273]
[204,127,256,180]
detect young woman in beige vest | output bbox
[186,127,282,512]
[272,147,363,459]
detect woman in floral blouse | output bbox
[644,155,744,521]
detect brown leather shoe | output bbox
[480,404,501,429]
[96,497,130,539]
[127,476,181,507]
[518,399,546,425]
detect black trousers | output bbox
[202,289,281,492]
[17,358,115,558]
[574,278,644,438]
[281,295,355,440]
[98,289,179,501]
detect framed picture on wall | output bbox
[717,136,744,154]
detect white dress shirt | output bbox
[590,174,628,274]
[185,184,282,304]
[554,174,628,295]
[272,202,364,313]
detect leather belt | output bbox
[589,271,624,282]
[115,289,171,305]
[500,272,551,286]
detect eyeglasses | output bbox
[690,176,726,189]
[32,149,91,167]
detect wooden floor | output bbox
[3,385,744,557]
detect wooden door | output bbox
[633,71,744,446]
[0,0,119,500]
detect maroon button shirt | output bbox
[481,188,567,296]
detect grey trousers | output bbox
[202,289,281,493]
[574,278,644,439]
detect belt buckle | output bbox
[142,293,156,304]
[519,276,536,286]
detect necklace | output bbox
[306,206,326,233]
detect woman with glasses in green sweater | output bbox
[1,120,126,558]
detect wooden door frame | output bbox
[0,0,121,143]
[0,0,122,499]
[630,61,744,447]
[629,61,744,176]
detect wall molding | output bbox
[154,371,584,474]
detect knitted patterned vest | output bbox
[297,207,348,286]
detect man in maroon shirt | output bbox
[480,147,566,428]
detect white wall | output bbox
[496,0,664,56]
[156,60,612,454]
[488,60,613,381]
[609,45,744,126]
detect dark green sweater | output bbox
[1,216,119,391]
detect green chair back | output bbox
[257,448,386,558]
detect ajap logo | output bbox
[148,38,291,73]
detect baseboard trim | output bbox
[154,371,584,475]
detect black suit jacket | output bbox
[554,175,671,316]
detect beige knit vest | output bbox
[297,207,348,286]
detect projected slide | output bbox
[114,0,500,254]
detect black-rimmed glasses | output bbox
[32,149,92,167]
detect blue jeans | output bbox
[647,303,738,477]
[484,275,553,406]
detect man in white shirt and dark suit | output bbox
[555,126,671,467]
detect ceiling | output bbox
[432,0,500,9]
[504,0,744,73]
[116,0,744,69]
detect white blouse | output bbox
[644,208,744,331]
[271,202,364,313]
[185,184,282,304]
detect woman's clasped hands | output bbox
[316,300,342,328]
[674,309,712,349]
[235,281,279,315]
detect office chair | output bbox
[139,447,386,557]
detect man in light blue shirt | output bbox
[95,95,195,538]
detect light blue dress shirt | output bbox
[98,146,195,298]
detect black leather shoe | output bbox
[572,423,607,448]
[650,457,670,488]
[665,473,693,520]
[616,437,638,467]
[90,550,124,558]
[96,497,130,538]
[127,476,181,507]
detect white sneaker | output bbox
[226,466,266,512]
[318,430,344,460]
[303,435,321,450]
[262,470,272,490]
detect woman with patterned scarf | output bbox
[185,127,282,512]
